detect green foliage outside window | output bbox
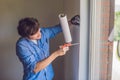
[115,11,120,41]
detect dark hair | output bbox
[17,17,40,37]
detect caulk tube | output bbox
[59,14,72,43]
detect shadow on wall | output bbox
[0,37,23,80]
[64,24,80,80]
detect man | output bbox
[16,17,69,80]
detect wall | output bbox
[63,0,80,80]
[0,0,64,80]
[64,0,80,19]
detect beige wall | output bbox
[0,0,80,80]
[64,0,80,19]
[0,0,64,80]
[63,0,80,80]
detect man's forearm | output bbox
[33,52,58,73]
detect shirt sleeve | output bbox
[16,43,37,73]
[41,24,62,39]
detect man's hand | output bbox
[55,46,69,56]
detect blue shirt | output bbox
[16,25,62,80]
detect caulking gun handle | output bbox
[61,43,72,48]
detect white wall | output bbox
[0,0,64,80]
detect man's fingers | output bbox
[63,47,69,52]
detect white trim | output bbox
[79,0,90,80]
[89,0,102,80]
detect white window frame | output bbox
[79,0,102,80]
[89,0,102,80]
[79,0,90,80]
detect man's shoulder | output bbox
[16,37,29,46]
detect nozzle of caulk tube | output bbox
[61,43,80,48]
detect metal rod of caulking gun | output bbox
[61,43,80,48]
